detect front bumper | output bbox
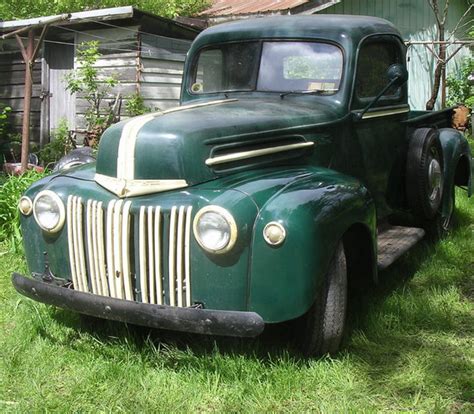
[12,273,264,337]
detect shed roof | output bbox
[0,6,199,39]
[200,0,340,16]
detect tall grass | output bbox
[0,188,472,412]
[0,170,46,249]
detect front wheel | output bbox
[297,241,348,356]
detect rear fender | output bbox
[248,169,376,323]
[438,128,473,216]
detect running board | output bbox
[377,225,425,270]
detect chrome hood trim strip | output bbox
[205,141,315,166]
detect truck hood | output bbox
[94,98,343,197]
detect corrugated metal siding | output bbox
[319,0,471,109]
[139,35,192,111]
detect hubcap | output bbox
[428,158,442,202]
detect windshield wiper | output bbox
[280,89,337,99]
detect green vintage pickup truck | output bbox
[13,15,473,356]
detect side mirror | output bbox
[354,63,408,120]
[386,63,408,87]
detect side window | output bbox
[356,41,402,99]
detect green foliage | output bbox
[0,0,209,20]
[0,170,46,249]
[39,119,75,167]
[65,41,118,135]
[446,56,474,108]
[0,104,12,140]
[125,93,152,117]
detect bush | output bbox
[39,119,75,167]
[125,93,152,117]
[0,169,46,249]
[447,56,474,108]
[0,104,12,140]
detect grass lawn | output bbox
[0,190,472,412]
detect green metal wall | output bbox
[318,0,471,109]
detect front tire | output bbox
[298,241,348,356]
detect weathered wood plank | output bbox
[140,85,181,100]
[141,66,184,76]
[0,70,42,85]
[140,73,183,84]
[0,85,42,99]
[95,67,137,82]
[141,34,191,53]
[0,98,41,111]
[142,99,180,111]
[141,58,184,73]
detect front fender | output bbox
[248,168,376,323]
[438,128,473,216]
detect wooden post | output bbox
[3,14,70,173]
[17,30,35,173]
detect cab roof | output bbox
[191,14,402,49]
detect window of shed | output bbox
[356,41,402,99]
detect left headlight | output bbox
[193,206,237,254]
[33,190,66,233]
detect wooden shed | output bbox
[0,7,199,146]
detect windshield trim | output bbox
[187,39,345,96]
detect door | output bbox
[350,36,409,219]
[46,42,75,134]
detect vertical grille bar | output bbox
[184,206,193,307]
[154,206,163,305]
[106,200,117,298]
[139,206,148,303]
[147,206,156,304]
[168,206,177,307]
[90,201,102,295]
[113,200,124,299]
[121,201,133,301]
[176,206,185,307]
[67,196,79,291]
[96,201,109,297]
[86,200,98,294]
[75,197,89,292]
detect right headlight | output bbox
[193,206,237,254]
[33,190,65,233]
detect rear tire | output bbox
[406,128,444,220]
[425,185,455,240]
[297,241,348,356]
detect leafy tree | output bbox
[0,0,208,20]
[65,41,119,146]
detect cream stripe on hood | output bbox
[115,99,238,180]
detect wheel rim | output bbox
[428,157,443,202]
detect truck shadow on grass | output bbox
[48,207,473,382]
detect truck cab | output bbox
[13,15,473,356]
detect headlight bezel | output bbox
[193,205,237,254]
[18,196,33,216]
[33,190,66,233]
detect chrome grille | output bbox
[67,196,192,307]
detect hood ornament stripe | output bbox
[95,173,188,198]
[205,141,314,166]
[96,99,238,197]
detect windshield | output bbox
[190,41,343,95]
